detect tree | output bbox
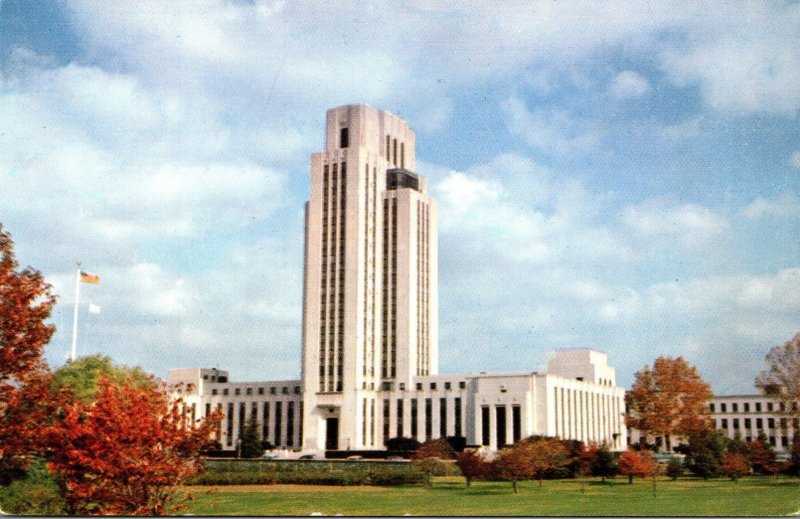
[591,445,617,482]
[789,433,800,477]
[52,354,155,404]
[665,457,683,480]
[626,356,713,451]
[239,415,263,459]
[45,376,220,515]
[756,333,800,417]
[721,453,750,481]
[684,429,727,479]
[492,445,533,494]
[412,438,456,460]
[0,225,58,484]
[455,449,490,487]
[520,437,572,487]
[618,450,655,484]
[747,433,778,475]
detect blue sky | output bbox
[1,1,798,393]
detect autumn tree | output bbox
[626,356,712,451]
[45,376,220,515]
[747,433,778,475]
[756,333,800,417]
[492,445,533,494]
[617,450,654,484]
[412,438,456,460]
[721,452,750,481]
[455,449,491,487]
[0,225,59,484]
[520,437,572,487]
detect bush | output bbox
[0,460,66,515]
[666,458,683,480]
[368,468,429,486]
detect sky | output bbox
[1,1,798,393]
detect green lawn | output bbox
[186,476,800,516]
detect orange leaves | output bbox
[617,450,655,482]
[626,356,713,443]
[45,377,219,515]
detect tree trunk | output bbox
[466,476,471,488]
[512,478,518,494]
[628,474,633,484]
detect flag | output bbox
[88,303,101,314]
[80,271,100,284]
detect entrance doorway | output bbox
[325,417,339,450]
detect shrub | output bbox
[0,460,67,515]
[721,453,750,481]
[368,467,428,486]
[665,458,683,480]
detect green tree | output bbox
[684,430,727,479]
[52,354,155,404]
[239,415,263,459]
[789,434,800,477]
[665,457,683,480]
[591,445,617,482]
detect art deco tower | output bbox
[301,104,438,451]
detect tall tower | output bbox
[301,104,438,451]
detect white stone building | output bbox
[168,104,627,455]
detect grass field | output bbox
[185,476,800,516]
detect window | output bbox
[445,382,451,390]
[439,398,447,437]
[270,387,276,395]
[720,403,727,413]
[768,418,775,429]
[246,388,252,396]
[757,418,763,429]
[709,403,715,413]
[459,381,466,390]
[767,402,774,412]
[721,418,728,429]
[430,383,437,391]
[235,388,240,396]
[212,389,218,396]
[223,388,229,396]
[416,383,423,391]
[732,403,738,413]
[454,397,462,437]
[481,406,490,446]
[340,127,349,148]
[744,402,750,412]
[744,418,751,429]
[733,418,740,429]
[258,387,264,395]
[294,386,301,394]
[755,402,762,412]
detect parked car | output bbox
[346,455,364,461]
[261,452,281,460]
[298,454,318,460]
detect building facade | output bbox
[168,104,627,455]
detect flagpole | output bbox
[70,262,81,363]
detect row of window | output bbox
[222,400,301,448]
[384,396,463,443]
[718,416,799,431]
[711,400,797,414]
[210,385,300,397]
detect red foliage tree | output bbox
[520,437,572,487]
[0,225,59,483]
[492,446,534,494]
[455,449,491,487]
[412,438,456,460]
[747,435,778,475]
[721,452,751,481]
[626,356,712,451]
[45,377,220,515]
[617,450,655,484]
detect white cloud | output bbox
[791,151,800,169]
[501,97,601,156]
[610,71,651,100]
[742,192,800,219]
[623,201,730,249]
[662,117,702,142]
